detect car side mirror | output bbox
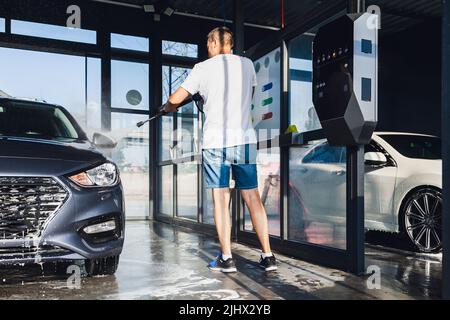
[92,132,117,149]
[365,152,388,166]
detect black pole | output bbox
[231,0,245,240]
[442,0,450,300]
[346,145,365,274]
[5,17,11,34]
[348,0,366,14]
[346,0,366,276]
[233,0,245,55]
[150,24,162,220]
[98,28,111,132]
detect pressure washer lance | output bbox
[136,109,167,128]
[136,93,204,128]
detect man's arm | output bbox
[163,87,191,113]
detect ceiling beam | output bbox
[89,0,281,31]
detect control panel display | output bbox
[312,13,378,146]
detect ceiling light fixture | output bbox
[163,6,175,16]
[144,4,155,13]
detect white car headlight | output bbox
[69,163,118,187]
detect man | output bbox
[163,27,277,273]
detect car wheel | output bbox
[85,255,120,276]
[401,188,442,253]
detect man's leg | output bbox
[212,188,232,256]
[241,188,272,254]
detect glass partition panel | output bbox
[159,115,174,161]
[288,140,346,249]
[162,40,198,58]
[111,33,149,52]
[159,165,174,216]
[177,162,198,220]
[244,148,281,237]
[177,106,198,158]
[112,60,149,111]
[0,47,100,134]
[203,187,215,225]
[11,20,96,44]
[111,113,150,220]
[85,57,102,136]
[289,34,322,133]
[161,66,198,160]
[252,48,281,141]
[172,67,198,159]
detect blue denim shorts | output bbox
[203,144,258,190]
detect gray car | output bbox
[0,97,125,276]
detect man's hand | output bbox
[163,87,191,113]
[163,102,178,113]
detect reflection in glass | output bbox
[162,40,198,58]
[111,33,149,52]
[159,165,173,216]
[177,163,198,221]
[244,148,281,237]
[289,34,321,133]
[177,104,198,158]
[203,187,215,224]
[252,49,281,141]
[288,140,346,249]
[159,115,174,161]
[111,113,150,220]
[0,18,5,32]
[164,66,198,159]
[170,67,191,93]
[85,57,102,136]
[112,60,149,111]
[11,20,96,44]
[173,67,197,159]
[0,47,101,134]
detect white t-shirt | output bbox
[181,54,258,150]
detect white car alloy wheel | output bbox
[403,188,442,253]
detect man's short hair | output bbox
[207,26,234,48]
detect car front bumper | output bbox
[0,176,125,266]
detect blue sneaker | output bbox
[208,255,237,273]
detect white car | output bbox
[290,132,442,253]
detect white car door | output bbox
[364,143,398,231]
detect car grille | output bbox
[0,177,68,240]
[0,245,72,257]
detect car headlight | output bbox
[69,163,119,187]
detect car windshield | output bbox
[379,134,441,160]
[0,101,82,141]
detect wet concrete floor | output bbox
[0,221,442,300]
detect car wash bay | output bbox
[0,0,449,300]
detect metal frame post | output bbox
[231,0,245,240]
[150,25,163,220]
[280,40,289,240]
[442,0,450,300]
[346,0,366,275]
[348,0,366,15]
[346,145,365,274]
[98,29,111,132]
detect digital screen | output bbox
[361,39,372,54]
[361,77,372,102]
